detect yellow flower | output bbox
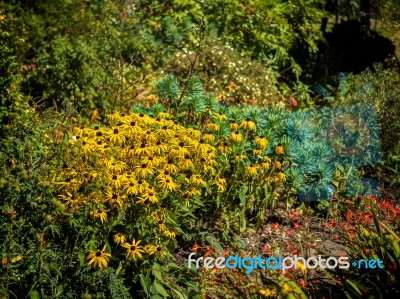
[113,233,126,245]
[230,131,243,143]
[203,133,215,143]
[107,127,126,145]
[275,172,286,183]
[206,123,219,131]
[213,112,228,121]
[164,159,178,174]
[282,284,293,293]
[145,245,167,257]
[275,144,284,155]
[134,163,154,178]
[240,118,256,130]
[274,160,282,170]
[90,209,108,223]
[122,240,145,261]
[253,149,262,155]
[255,137,269,149]
[164,229,176,238]
[181,155,195,170]
[106,190,124,208]
[259,288,276,297]
[218,141,231,152]
[86,244,111,269]
[124,179,140,195]
[156,125,175,138]
[138,189,158,203]
[229,121,240,131]
[235,154,247,162]
[158,177,179,191]
[109,174,124,189]
[215,177,226,192]
[247,164,258,176]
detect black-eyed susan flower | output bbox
[170,141,190,157]
[138,189,158,203]
[90,208,108,223]
[134,163,154,178]
[106,190,124,208]
[123,179,139,195]
[185,188,202,197]
[253,149,262,155]
[235,154,247,162]
[247,164,258,176]
[107,127,126,145]
[229,121,240,131]
[218,141,231,152]
[215,177,226,192]
[156,125,175,138]
[230,131,243,143]
[109,174,124,189]
[275,172,286,183]
[158,177,179,191]
[164,229,176,238]
[79,138,96,155]
[275,144,284,155]
[203,133,215,143]
[255,136,269,149]
[86,244,111,269]
[113,233,126,245]
[274,160,282,170]
[145,245,167,257]
[240,118,256,130]
[261,160,271,170]
[213,112,228,121]
[135,142,153,156]
[181,155,195,170]
[186,174,207,187]
[164,158,178,174]
[121,239,145,261]
[206,123,219,131]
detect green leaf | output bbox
[29,291,40,299]
[153,280,169,297]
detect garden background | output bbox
[0,0,400,298]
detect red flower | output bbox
[262,244,270,254]
[299,279,307,287]
[293,222,300,229]
[289,96,298,107]
[271,222,280,230]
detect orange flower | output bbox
[271,222,280,230]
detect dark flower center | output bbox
[129,183,134,187]
[95,251,102,257]
[140,143,146,148]
[114,129,119,134]
[130,246,136,251]
[94,126,99,130]
[131,121,136,126]
[139,113,144,117]
[96,132,102,136]
[112,194,118,199]
[112,175,117,180]
[141,164,147,168]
